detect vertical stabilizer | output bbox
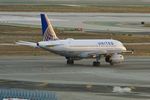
[41,14,59,41]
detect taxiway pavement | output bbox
[0,56,150,86]
[0,56,150,100]
[0,12,150,33]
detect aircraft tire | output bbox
[93,61,100,66]
[67,59,74,64]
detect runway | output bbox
[0,56,150,100]
[0,12,150,33]
[0,56,150,86]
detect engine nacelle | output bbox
[110,54,124,64]
[105,54,124,65]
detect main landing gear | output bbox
[93,61,100,66]
[66,56,101,66]
[66,57,74,64]
[93,56,101,66]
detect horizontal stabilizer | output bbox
[16,41,37,48]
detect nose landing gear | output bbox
[66,57,74,64]
[67,59,74,64]
[93,61,100,66]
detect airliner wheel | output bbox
[93,61,100,66]
[67,59,74,64]
[110,61,114,66]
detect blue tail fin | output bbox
[40,14,58,41]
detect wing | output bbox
[16,41,37,48]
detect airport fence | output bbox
[0,88,57,100]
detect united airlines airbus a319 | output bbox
[17,14,129,66]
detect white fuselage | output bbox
[38,39,126,58]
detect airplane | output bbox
[16,14,129,66]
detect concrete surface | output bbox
[0,12,150,33]
[0,56,150,100]
[0,56,150,86]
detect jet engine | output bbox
[105,54,124,65]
